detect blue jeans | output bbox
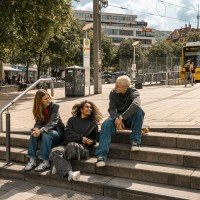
[96,109,145,161]
[28,130,62,160]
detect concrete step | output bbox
[113,131,200,150]
[0,132,29,148]
[1,131,200,150]
[91,143,200,168]
[0,145,27,163]
[1,142,200,168]
[1,161,200,200]
[0,145,200,190]
[71,157,200,190]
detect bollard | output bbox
[6,111,10,164]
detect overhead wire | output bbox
[108,3,197,23]
[158,0,198,12]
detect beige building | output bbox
[74,10,156,46]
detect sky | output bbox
[72,0,200,31]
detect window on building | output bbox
[119,30,133,36]
[112,37,123,43]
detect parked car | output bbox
[102,74,112,79]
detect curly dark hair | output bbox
[71,100,103,124]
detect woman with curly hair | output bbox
[50,100,103,181]
[24,89,65,172]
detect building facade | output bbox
[167,24,200,42]
[74,10,156,46]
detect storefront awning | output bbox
[28,67,37,72]
[4,66,22,72]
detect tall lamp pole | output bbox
[93,0,108,94]
[131,41,140,83]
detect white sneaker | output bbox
[131,142,140,151]
[96,157,106,167]
[24,159,37,171]
[35,160,50,172]
[68,171,80,181]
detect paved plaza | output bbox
[1,83,200,132]
[0,177,116,200]
[1,83,200,199]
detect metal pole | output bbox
[50,81,54,97]
[93,0,102,94]
[197,4,199,30]
[133,46,135,64]
[6,111,10,164]
[0,78,53,132]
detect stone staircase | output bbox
[0,130,200,200]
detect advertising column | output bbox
[83,38,90,88]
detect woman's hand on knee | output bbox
[32,128,41,137]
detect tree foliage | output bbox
[186,32,200,42]
[101,34,117,72]
[147,40,171,60]
[118,38,142,60]
[48,18,84,69]
[170,41,184,57]
[0,0,82,78]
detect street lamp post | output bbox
[131,41,140,83]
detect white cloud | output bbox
[73,0,200,31]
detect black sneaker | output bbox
[96,157,106,167]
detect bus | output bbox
[180,41,200,81]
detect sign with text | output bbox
[83,38,90,86]
[142,27,152,32]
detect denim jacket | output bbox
[34,102,65,135]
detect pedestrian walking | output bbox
[184,60,191,87]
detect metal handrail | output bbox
[0,78,54,132]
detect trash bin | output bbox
[135,76,143,89]
[64,66,85,97]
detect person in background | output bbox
[16,74,27,90]
[184,60,191,87]
[6,76,11,84]
[96,75,145,167]
[50,100,103,181]
[24,89,64,172]
[190,61,195,84]
[11,75,16,85]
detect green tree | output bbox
[117,38,143,72]
[186,32,200,42]
[170,41,184,57]
[47,18,84,75]
[147,40,171,60]
[0,0,75,78]
[101,34,117,72]
[118,38,143,60]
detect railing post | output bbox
[0,77,54,134]
[6,110,10,164]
